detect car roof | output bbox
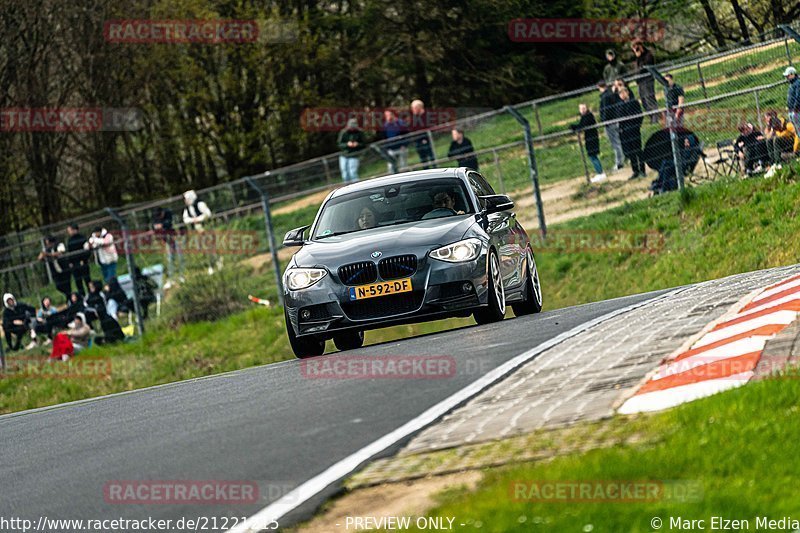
[329,168,468,198]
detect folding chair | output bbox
[705,139,738,178]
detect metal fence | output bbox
[1,22,799,311]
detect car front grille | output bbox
[341,291,424,320]
[378,254,418,280]
[338,261,378,285]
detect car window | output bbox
[312,178,473,239]
[467,171,495,209]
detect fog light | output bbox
[300,309,312,320]
[461,282,473,293]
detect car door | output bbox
[468,171,518,285]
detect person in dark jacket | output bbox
[38,236,72,303]
[410,99,435,169]
[447,128,479,170]
[785,66,800,139]
[66,223,91,296]
[602,49,625,85]
[65,292,86,322]
[569,104,605,182]
[337,118,367,182]
[382,109,409,172]
[734,122,768,174]
[632,41,658,123]
[134,267,158,320]
[152,206,183,284]
[598,81,625,170]
[3,293,35,351]
[618,88,646,179]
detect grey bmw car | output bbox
[282,168,542,357]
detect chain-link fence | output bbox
[1,23,799,336]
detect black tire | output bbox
[285,309,326,358]
[473,250,506,325]
[512,248,543,316]
[333,330,365,351]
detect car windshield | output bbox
[312,178,473,239]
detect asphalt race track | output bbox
[0,289,666,531]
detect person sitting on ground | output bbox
[50,312,92,361]
[65,291,86,322]
[85,280,106,319]
[569,103,606,182]
[3,293,35,352]
[649,134,702,195]
[105,277,130,316]
[423,191,465,219]
[32,296,59,346]
[356,206,377,230]
[734,122,768,174]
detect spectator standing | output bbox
[87,227,118,282]
[337,118,366,182]
[632,41,658,123]
[410,100,435,169]
[382,109,409,172]
[785,67,800,136]
[66,223,91,296]
[598,81,625,170]
[602,50,625,85]
[182,190,213,232]
[38,236,72,303]
[3,293,34,352]
[447,128,479,170]
[664,74,685,129]
[618,88,646,179]
[153,206,183,286]
[569,104,606,183]
[134,267,158,320]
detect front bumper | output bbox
[285,252,490,338]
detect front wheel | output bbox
[333,330,365,351]
[285,309,326,358]
[474,251,506,325]
[512,248,543,316]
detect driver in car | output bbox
[423,191,465,219]
[357,206,378,229]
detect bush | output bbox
[163,265,252,327]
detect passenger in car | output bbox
[357,206,378,230]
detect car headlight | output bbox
[430,238,483,262]
[285,268,327,290]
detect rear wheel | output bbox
[512,248,543,316]
[474,251,506,325]
[333,330,365,351]
[285,309,326,358]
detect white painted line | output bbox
[618,371,752,414]
[753,277,800,303]
[652,336,769,380]
[693,311,798,348]
[737,292,800,315]
[227,288,688,533]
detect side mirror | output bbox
[283,225,310,247]
[480,194,514,214]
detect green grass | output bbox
[403,375,800,532]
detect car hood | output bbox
[290,215,480,268]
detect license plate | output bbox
[349,278,413,300]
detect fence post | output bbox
[0,328,5,372]
[426,130,437,162]
[105,208,145,336]
[647,66,685,192]
[321,156,333,183]
[504,106,547,238]
[532,101,544,136]
[575,131,591,183]
[41,237,53,285]
[492,149,506,194]
[754,89,763,132]
[244,177,284,306]
[696,61,710,109]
